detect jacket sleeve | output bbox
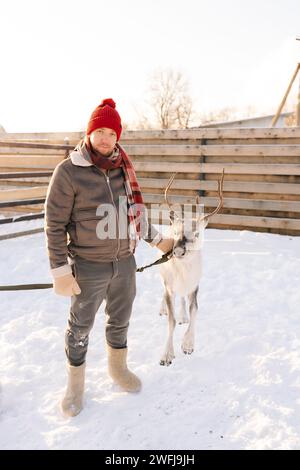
[44,162,75,277]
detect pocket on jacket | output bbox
[75,218,114,246]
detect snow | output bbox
[0,223,300,450]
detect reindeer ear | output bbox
[169,210,176,222]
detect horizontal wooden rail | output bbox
[4,143,300,157]
[0,140,73,150]
[4,128,300,141]
[0,212,44,225]
[147,210,300,230]
[133,161,300,175]
[0,227,44,241]
[0,198,45,208]
[127,144,300,157]
[0,186,47,202]
[138,178,300,195]
[0,171,52,179]
[142,194,300,212]
[0,156,62,169]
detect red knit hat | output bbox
[86,98,122,141]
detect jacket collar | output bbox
[70,142,93,167]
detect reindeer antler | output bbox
[164,173,182,222]
[164,173,177,208]
[165,169,225,223]
[202,168,225,222]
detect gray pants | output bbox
[65,254,137,366]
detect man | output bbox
[44,98,173,417]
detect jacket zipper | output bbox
[99,168,120,260]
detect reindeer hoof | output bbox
[160,359,172,366]
[181,345,194,355]
[159,353,175,366]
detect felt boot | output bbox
[107,345,141,392]
[61,362,85,417]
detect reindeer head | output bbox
[165,170,225,259]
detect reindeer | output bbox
[158,170,225,366]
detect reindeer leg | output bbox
[178,296,189,324]
[159,296,167,316]
[160,289,176,366]
[182,287,199,355]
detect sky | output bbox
[1,0,300,132]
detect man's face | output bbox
[90,127,117,156]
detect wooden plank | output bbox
[5,128,300,142]
[138,177,300,195]
[147,209,300,230]
[205,197,300,213]
[204,173,300,183]
[0,167,36,172]
[126,144,300,157]
[2,132,84,141]
[0,156,63,169]
[202,163,300,175]
[0,186,48,202]
[133,162,200,173]
[0,171,52,179]
[210,214,300,230]
[122,128,300,140]
[0,205,44,215]
[133,161,300,175]
[2,156,298,176]
[0,141,72,150]
[9,142,300,158]
[142,194,300,213]
[0,147,68,155]
[132,154,201,163]
[0,228,44,241]
[143,194,197,204]
[1,180,50,187]
[205,155,300,164]
[205,191,300,202]
[201,138,300,145]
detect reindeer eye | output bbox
[195,231,199,238]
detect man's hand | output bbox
[156,238,174,253]
[53,273,81,297]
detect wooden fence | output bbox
[0,127,300,236]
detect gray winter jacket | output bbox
[44,143,162,278]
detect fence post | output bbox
[297,74,300,126]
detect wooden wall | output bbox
[1,128,300,235]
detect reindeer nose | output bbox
[174,246,185,258]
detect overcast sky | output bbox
[1,0,300,132]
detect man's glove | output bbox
[53,273,81,297]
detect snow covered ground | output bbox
[0,222,300,450]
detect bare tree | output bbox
[284,112,296,127]
[149,68,195,129]
[200,106,237,125]
[131,108,154,130]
